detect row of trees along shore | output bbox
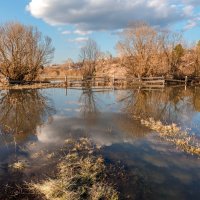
[117,22,200,79]
[0,21,200,84]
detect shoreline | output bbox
[0,79,199,90]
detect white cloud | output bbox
[69,37,89,43]
[184,20,197,30]
[184,16,200,30]
[36,114,137,146]
[61,29,92,36]
[181,0,200,6]
[61,30,71,35]
[74,30,92,35]
[183,5,194,16]
[26,0,194,31]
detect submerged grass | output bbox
[28,138,119,200]
[9,160,28,170]
[141,118,200,156]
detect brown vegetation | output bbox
[113,22,200,79]
[41,25,200,81]
[40,66,82,78]
[29,138,119,200]
[141,118,200,156]
[79,39,101,79]
[1,21,199,85]
[0,22,54,83]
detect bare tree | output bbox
[64,58,74,68]
[117,22,183,78]
[159,31,183,76]
[193,41,200,76]
[0,22,54,83]
[79,39,100,78]
[117,22,160,77]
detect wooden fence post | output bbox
[185,76,188,85]
[185,76,188,90]
[113,74,115,86]
[139,75,141,84]
[65,75,67,85]
[162,75,165,86]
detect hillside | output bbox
[40,58,127,79]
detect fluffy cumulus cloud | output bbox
[26,0,199,31]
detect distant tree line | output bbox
[117,22,200,78]
[78,22,200,79]
[1,21,200,84]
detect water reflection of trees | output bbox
[121,87,200,124]
[0,90,54,139]
[193,87,200,112]
[79,89,99,123]
[113,114,150,138]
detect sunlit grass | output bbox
[9,160,28,170]
[141,118,200,156]
[28,138,119,200]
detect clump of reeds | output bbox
[141,118,200,156]
[28,138,119,200]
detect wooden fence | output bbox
[40,75,164,87]
[3,75,196,87]
[2,75,198,88]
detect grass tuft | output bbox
[9,160,28,170]
[141,118,200,156]
[28,138,119,200]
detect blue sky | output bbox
[0,0,200,64]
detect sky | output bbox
[0,0,200,64]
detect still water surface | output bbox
[0,87,200,199]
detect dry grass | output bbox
[0,82,68,90]
[31,150,45,159]
[9,160,28,170]
[46,152,55,159]
[90,182,119,200]
[141,118,200,156]
[41,67,82,78]
[28,138,119,200]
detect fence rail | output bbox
[41,75,161,87]
[2,74,199,89]
[37,75,198,88]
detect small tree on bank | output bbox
[79,39,100,78]
[0,22,54,83]
[171,44,185,76]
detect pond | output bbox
[0,86,200,199]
